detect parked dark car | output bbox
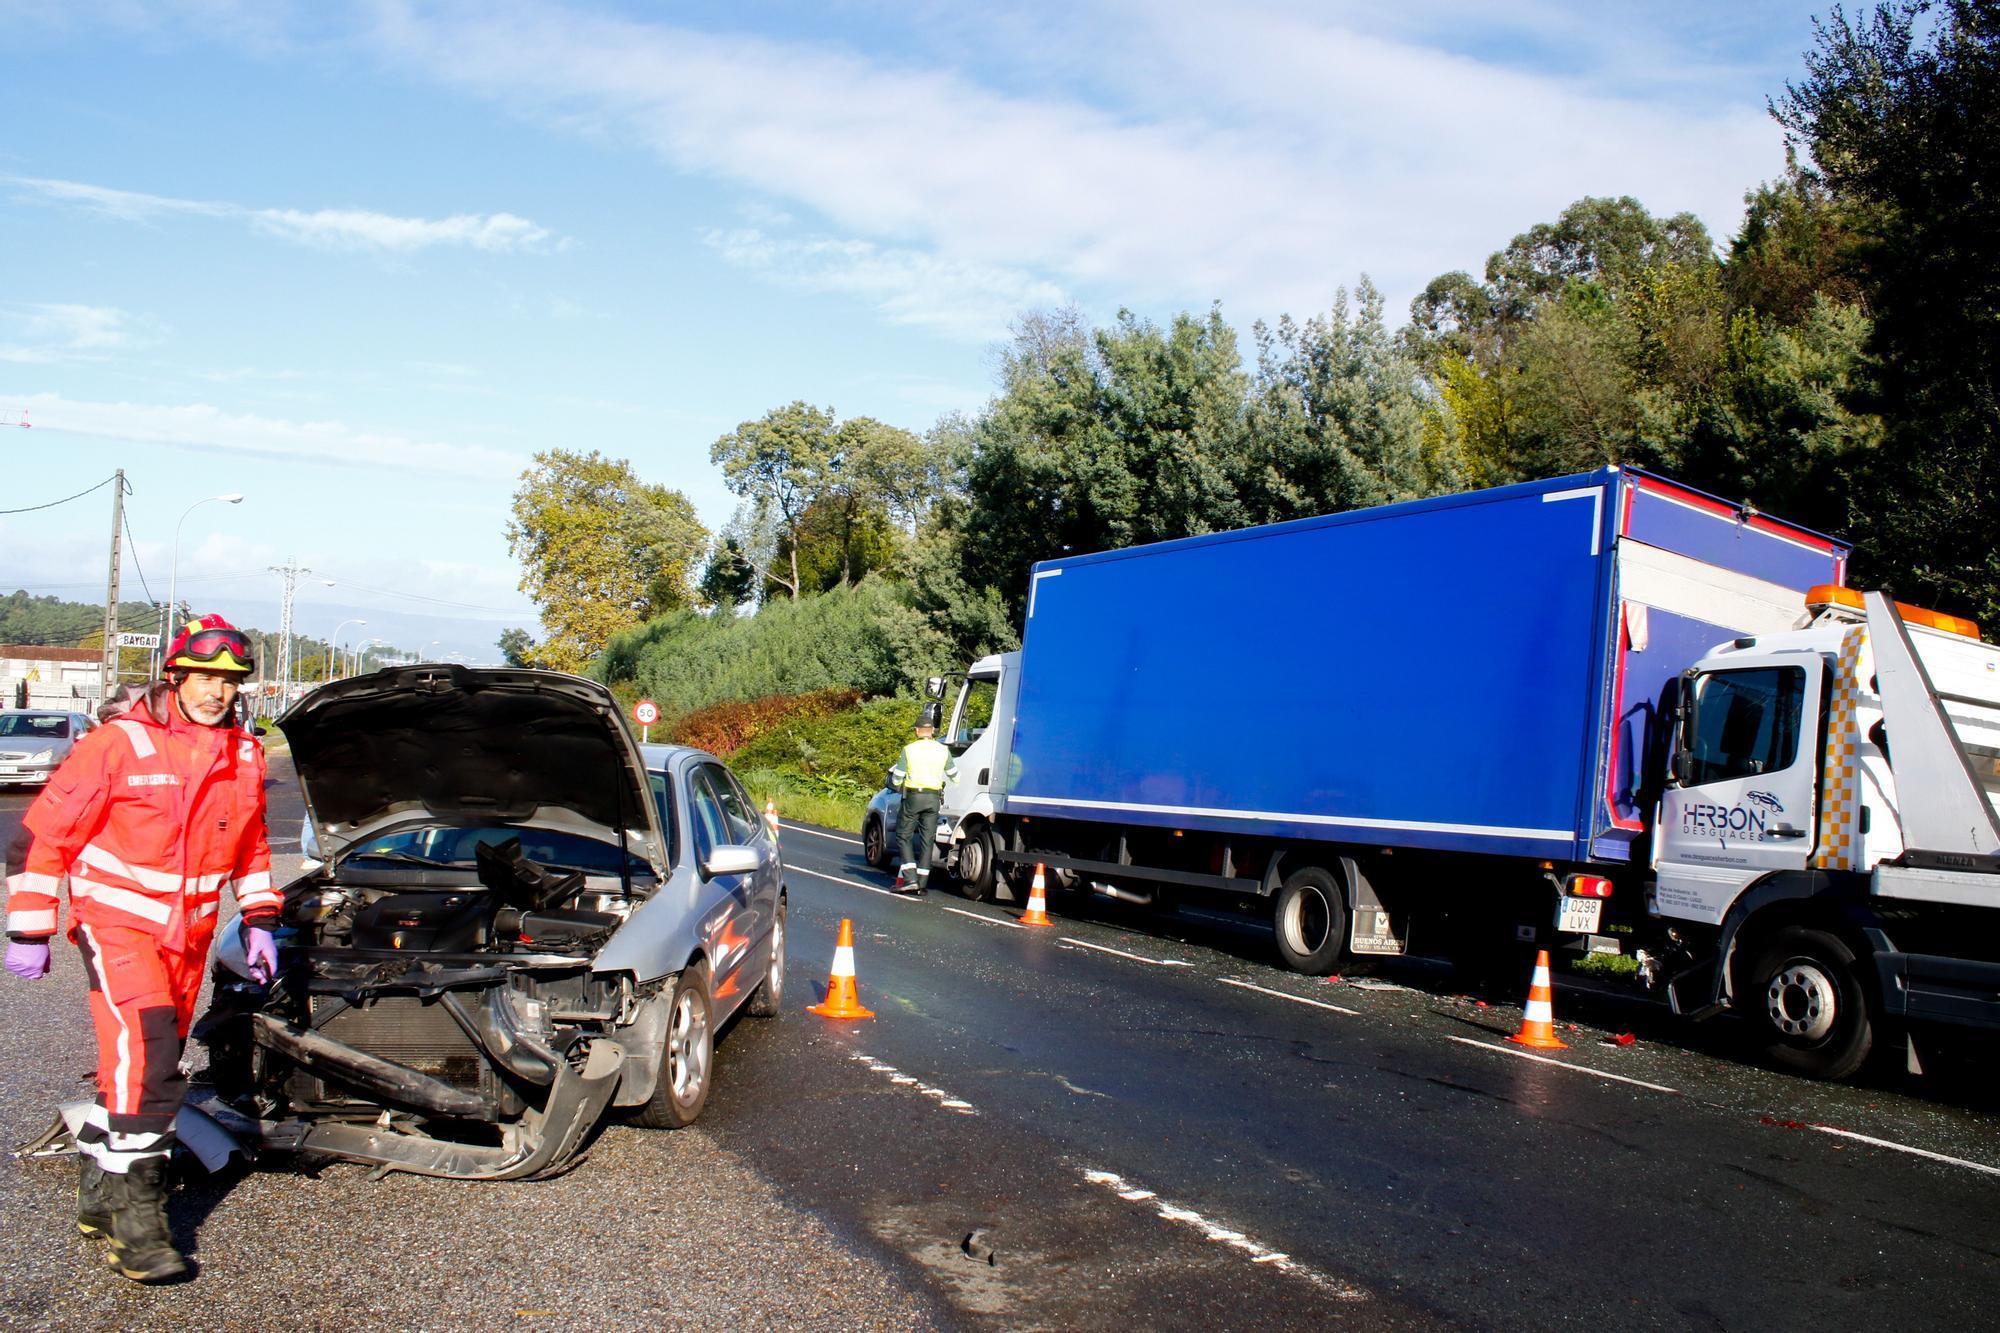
[198,665,786,1180]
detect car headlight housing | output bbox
[27,749,53,765]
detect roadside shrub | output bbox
[668,688,861,757]
[592,578,907,717]
[732,694,920,794]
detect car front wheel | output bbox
[746,898,786,1018]
[863,817,889,869]
[634,963,713,1128]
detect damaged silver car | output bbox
[194,665,786,1180]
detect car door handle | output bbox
[1769,824,1808,839]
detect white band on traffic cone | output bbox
[831,945,856,977]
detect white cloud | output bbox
[9,175,562,254]
[361,1,1790,325]
[702,228,1067,341]
[0,302,159,363]
[10,391,524,475]
[252,207,552,252]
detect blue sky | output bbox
[2,0,1834,660]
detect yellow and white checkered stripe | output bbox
[1814,625,1867,871]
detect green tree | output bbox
[710,402,840,602]
[506,449,709,674]
[1242,278,1451,523]
[696,537,757,612]
[955,306,1250,616]
[1774,0,2000,620]
[497,627,536,667]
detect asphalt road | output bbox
[736,821,2000,1330]
[5,762,2000,1330]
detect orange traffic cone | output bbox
[1018,863,1054,926]
[806,918,875,1019]
[764,798,781,841]
[1507,950,1567,1049]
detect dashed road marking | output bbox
[1218,977,1361,1016]
[851,1051,978,1115]
[1079,1168,1365,1298]
[789,866,913,901]
[941,905,1026,930]
[778,822,861,847]
[1809,1124,2000,1178]
[1059,937,1191,967]
[1445,1034,1681,1095]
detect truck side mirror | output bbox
[1669,749,1693,786]
[924,676,946,700]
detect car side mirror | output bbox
[703,845,760,878]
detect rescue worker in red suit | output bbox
[3,616,280,1283]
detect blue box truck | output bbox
[921,467,1849,975]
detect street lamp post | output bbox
[325,619,367,682]
[162,492,244,674]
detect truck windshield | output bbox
[951,678,997,751]
[1687,667,1806,784]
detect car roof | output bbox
[639,742,722,772]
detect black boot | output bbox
[103,1158,189,1283]
[76,1156,112,1238]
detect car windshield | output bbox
[0,714,69,739]
[344,826,650,876]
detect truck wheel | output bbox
[954,825,998,902]
[862,816,889,870]
[1743,926,1873,1080]
[1274,866,1348,975]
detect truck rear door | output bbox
[1652,656,1822,924]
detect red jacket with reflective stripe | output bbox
[4,689,275,948]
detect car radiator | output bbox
[296,994,496,1105]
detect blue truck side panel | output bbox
[1006,468,1846,865]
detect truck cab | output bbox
[1651,587,2000,1077]
[933,652,1018,900]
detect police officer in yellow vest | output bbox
[890,704,957,894]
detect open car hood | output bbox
[281,665,665,872]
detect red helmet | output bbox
[165,614,255,674]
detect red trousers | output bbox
[71,921,211,1171]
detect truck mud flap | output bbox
[1342,857,1407,956]
[215,1037,625,1182]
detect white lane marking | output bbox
[942,905,1026,930]
[778,821,861,847]
[851,1051,978,1115]
[1811,1124,2000,1178]
[789,866,911,901]
[1445,1035,1681,1095]
[1059,937,1191,967]
[1079,1168,1364,1298]
[1219,977,1362,1017]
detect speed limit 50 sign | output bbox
[633,699,660,726]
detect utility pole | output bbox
[269,562,311,711]
[100,469,126,705]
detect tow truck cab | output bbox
[1651,587,2000,1078]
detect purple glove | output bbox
[4,940,51,980]
[244,927,278,984]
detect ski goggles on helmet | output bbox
[169,627,255,674]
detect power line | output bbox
[0,473,119,516]
[122,511,156,603]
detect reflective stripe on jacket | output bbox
[4,689,274,945]
[891,737,957,792]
